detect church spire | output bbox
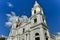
[34,1,40,7]
[31,0,42,15]
[35,1,39,5]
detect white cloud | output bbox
[7,2,13,7]
[5,11,30,27]
[19,17,23,23]
[6,14,12,17]
[11,11,16,16]
[21,15,29,23]
[5,17,19,27]
[5,22,12,27]
[5,11,18,27]
[1,34,7,38]
[57,32,60,35]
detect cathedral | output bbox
[7,1,58,40]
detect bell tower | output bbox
[31,1,43,15]
[30,1,51,40]
[31,1,47,25]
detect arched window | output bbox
[23,28,25,33]
[35,37,40,40]
[34,18,37,23]
[34,10,36,14]
[16,24,18,28]
[35,33,39,36]
[45,33,48,40]
[35,33,40,40]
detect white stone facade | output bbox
[55,33,60,40]
[7,1,56,40]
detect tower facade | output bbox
[7,1,52,40]
[30,1,51,40]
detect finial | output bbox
[35,0,38,4]
[34,0,39,6]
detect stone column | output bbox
[40,25,45,40]
[29,32,30,40]
[26,31,30,40]
[26,34,28,40]
[27,33,30,40]
[17,35,19,40]
[28,30,30,40]
[47,29,51,40]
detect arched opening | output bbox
[35,33,40,40]
[34,10,36,14]
[23,28,25,33]
[16,24,18,28]
[34,18,37,23]
[45,33,48,40]
[35,33,39,36]
[35,37,40,40]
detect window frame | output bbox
[34,18,37,23]
[34,10,36,14]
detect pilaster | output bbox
[40,25,45,40]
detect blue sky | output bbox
[0,0,60,37]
